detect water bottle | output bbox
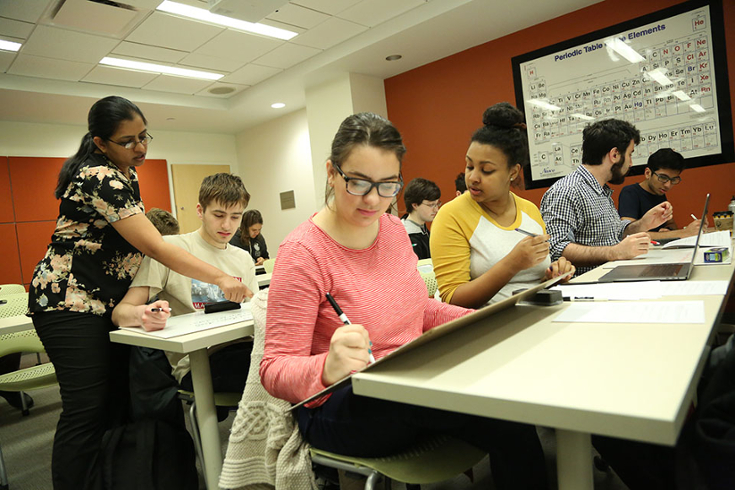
[729,196,735,215]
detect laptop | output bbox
[596,193,710,283]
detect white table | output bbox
[0,314,33,335]
[110,320,254,490]
[352,258,735,490]
[257,272,272,289]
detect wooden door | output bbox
[171,164,230,234]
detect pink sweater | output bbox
[260,214,471,406]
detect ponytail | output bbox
[55,133,98,199]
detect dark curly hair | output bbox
[470,102,529,170]
[581,119,640,166]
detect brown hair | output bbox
[198,173,250,210]
[146,208,179,235]
[237,209,263,247]
[325,112,406,205]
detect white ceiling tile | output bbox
[21,25,119,63]
[0,0,50,23]
[221,63,281,86]
[126,12,223,52]
[81,65,159,88]
[0,51,16,73]
[290,0,362,16]
[254,43,320,69]
[267,4,329,29]
[289,17,366,50]
[194,30,284,64]
[0,18,35,39]
[7,53,94,81]
[196,82,249,98]
[337,0,425,27]
[112,42,188,64]
[257,18,305,35]
[143,74,214,95]
[178,53,244,73]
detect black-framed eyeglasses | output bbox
[652,171,681,185]
[332,162,403,198]
[107,132,153,150]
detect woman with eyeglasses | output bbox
[260,112,548,490]
[430,102,574,308]
[400,177,441,259]
[28,96,252,489]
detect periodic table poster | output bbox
[512,0,733,189]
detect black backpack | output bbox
[96,418,199,490]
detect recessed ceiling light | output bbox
[100,57,224,81]
[157,1,297,41]
[0,39,22,52]
[271,103,285,109]
[385,54,402,61]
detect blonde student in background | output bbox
[430,102,574,308]
[113,173,258,402]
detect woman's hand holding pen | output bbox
[545,257,575,282]
[322,325,372,386]
[510,234,550,271]
[136,300,171,332]
[217,275,253,303]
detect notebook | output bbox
[596,194,710,283]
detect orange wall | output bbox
[385,0,735,220]
[0,157,171,288]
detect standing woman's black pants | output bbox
[33,310,130,490]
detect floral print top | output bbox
[28,153,145,317]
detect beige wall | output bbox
[234,108,315,258]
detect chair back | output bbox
[419,271,438,298]
[0,284,25,297]
[263,258,275,273]
[0,293,29,318]
[0,329,45,357]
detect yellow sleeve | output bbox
[429,194,479,304]
[515,194,547,234]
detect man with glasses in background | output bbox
[401,177,441,259]
[618,148,702,240]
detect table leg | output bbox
[189,349,221,490]
[556,429,593,490]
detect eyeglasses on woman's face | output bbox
[107,132,153,150]
[652,171,682,185]
[332,162,403,198]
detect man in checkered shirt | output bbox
[541,119,673,275]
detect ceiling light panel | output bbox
[8,54,95,81]
[0,18,34,39]
[290,0,362,16]
[338,0,424,28]
[157,1,298,40]
[289,16,367,49]
[82,65,159,89]
[112,42,188,64]
[266,4,330,29]
[0,39,22,52]
[100,57,224,80]
[193,29,283,64]
[254,43,321,69]
[221,63,281,85]
[22,25,119,64]
[126,12,223,52]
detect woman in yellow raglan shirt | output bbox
[431,102,574,308]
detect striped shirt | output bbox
[260,214,471,406]
[540,165,630,275]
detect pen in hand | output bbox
[325,293,376,364]
[150,307,172,313]
[515,228,537,237]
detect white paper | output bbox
[658,281,730,296]
[662,230,732,249]
[552,281,663,300]
[553,301,705,324]
[120,303,253,338]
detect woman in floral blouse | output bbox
[28,96,252,489]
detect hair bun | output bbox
[482,102,525,129]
